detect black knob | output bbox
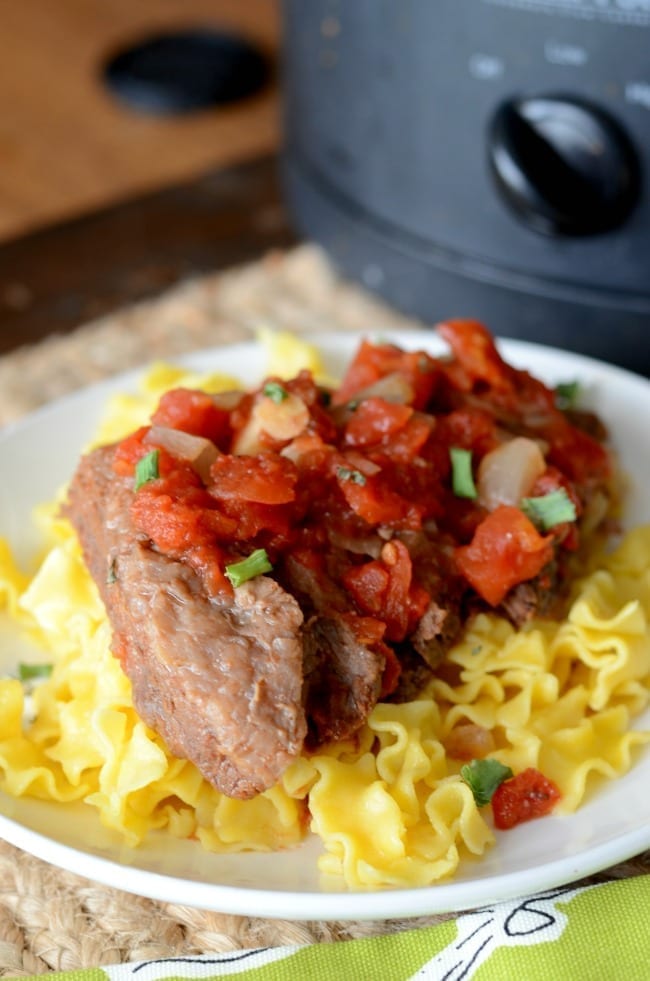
[488,95,641,236]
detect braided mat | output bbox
[0,245,648,975]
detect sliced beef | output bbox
[280,552,349,616]
[302,613,385,747]
[280,551,386,742]
[65,445,307,800]
[386,646,434,703]
[499,577,565,627]
[411,600,461,669]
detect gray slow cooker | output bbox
[282,0,650,375]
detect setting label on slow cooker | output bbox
[482,0,650,26]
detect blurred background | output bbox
[1,0,648,373]
[0,0,280,241]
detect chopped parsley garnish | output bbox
[337,466,367,486]
[555,380,580,410]
[225,548,273,588]
[521,488,577,531]
[134,450,160,490]
[106,559,118,585]
[18,662,53,682]
[263,381,289,403]
[449,447,478,499]
[461,758,513,808]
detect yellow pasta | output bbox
[0,331,649,890]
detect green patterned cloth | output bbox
[46,875,649,980]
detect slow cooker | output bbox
[282,0,650,375]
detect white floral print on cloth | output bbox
[44,874,650,981]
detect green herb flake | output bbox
[555,380,580,410]
[18,662,53,683]
[106,559,118,585]
[134,450,160,491]
[460,758,513,808]
[225,548,273,588]
[521,488,577,531]
[263,381,289,404]
[449,447,478,500]
[337,466,367,486]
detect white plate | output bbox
[1,329,649,921]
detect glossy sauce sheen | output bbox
[65,321,614,798]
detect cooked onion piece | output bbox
[144,426,220,483]
[477,436,546,511]
[234,391,310,454]
[208,390,245,411]
[350,371,415,405]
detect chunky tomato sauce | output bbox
[492,768,562,830]
[113,320,613,712]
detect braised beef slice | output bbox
[64,445,307,800]
[280,551,386,742]
[302,613,384,747]
[281,552,349,616]
[411,600,461,669]
[499,565,563,627]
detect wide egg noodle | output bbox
[428,529,650,817]
[0,337,649,888]
[306,702,495,887]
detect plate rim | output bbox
[1,327,649,919]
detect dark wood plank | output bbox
[0,155,296,355]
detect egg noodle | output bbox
[1,333,649,889]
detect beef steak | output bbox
[65,445,307,799]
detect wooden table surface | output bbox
[0,1,296,355]
[0,154,296,354]
[0,0,281,242]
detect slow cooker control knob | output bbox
[488,95,640,236]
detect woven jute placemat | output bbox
[0,245,648,976]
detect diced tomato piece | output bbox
[210,453,298,504]
[343,542,428,644]
[343,561,390,617]
[343,398,414,447]
[491,768,561,829]
[372,413,435,465]
[112,426,150,475]
[546,420,612,487]
[152,388,232,444]
[132,486,237,553]
[408,580,433,627]
[336,468,423,529]
[216,498,293,542]
[184,543,233,596]
[333,340,439,409]
[437,319,512,391]
[130,475,238,597]
[381,540,413,642]
[340,613,386,647]
[378,640,402,698]
[455,505,554,606]
[436,408,499,456]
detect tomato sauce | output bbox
[113,321,614,699]
[491,768,562,829]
